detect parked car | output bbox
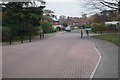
[65,26,71,32]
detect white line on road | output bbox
[90,43,102,78]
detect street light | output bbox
[118,1,120,34]
[40,0,45,39]
[118,1,120,47]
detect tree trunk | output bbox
[29,35,31,42]
[40,32,42,39]
[100,30,102,35]
[81,30,83,38]
[42,32,44,38]
[95,31,97,33]
[21,35,23,43]
[9,36,12,45]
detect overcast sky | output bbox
[44,0,91,18]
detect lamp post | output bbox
[118,1,120,47]
[40,0,46,39]
[118,1,120,34]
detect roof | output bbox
[105,21,118,25]
[51,17,59,22]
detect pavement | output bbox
[2,30,118,78]
[2,30,99,78]
[77,30,118,78]
[87,37,118,78]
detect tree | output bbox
[24,6,45,41]
[84,0,119,11]
[91,23,106,34]
[41,20,54,33]
[2,1,45,44]
[89,13,106,23]
[62,22,68,27]
[106,10,118,21]
[2,27,11,43]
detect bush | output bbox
[91,23,106,32]
[41,20,54,33]
[106,24,117,31]
[62,22,68,27]
[24,24,39,36]
[2,27,11,42]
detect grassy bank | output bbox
[91,34,118,46]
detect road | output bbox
[2,30,99,78]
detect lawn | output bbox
[91,34,119,46]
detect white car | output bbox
[65,26,71,32]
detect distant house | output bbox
[61,16,88,27]
[43,9,63,31]
[105,21,118,25]
[51,15,63,31]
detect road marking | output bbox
[89,43,102,78]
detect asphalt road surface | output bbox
[88,37,118,78]
[2,31,99,78]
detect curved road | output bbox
[2,30,99,78]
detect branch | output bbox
[100,1,118,10]
[102,0,118,7]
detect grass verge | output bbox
[91,34,118,46]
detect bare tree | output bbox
[84,0,119,11]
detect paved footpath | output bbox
[88,37,118,78]
[2,30,99,78]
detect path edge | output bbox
[89,43,102,78]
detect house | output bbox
[105,21,118,25]
[43,9,63,31]
[51,15,63,31]
[59,16,88,27]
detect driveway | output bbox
[2,30,99,78]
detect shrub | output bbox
[2,27,11,41]
[41,20,54,33]
[106,24,117,31]
[91,23,106,32]
[62,22,68,27]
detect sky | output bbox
[44,0,90,18]
[43,0,116,18]
[1,0,101,18]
